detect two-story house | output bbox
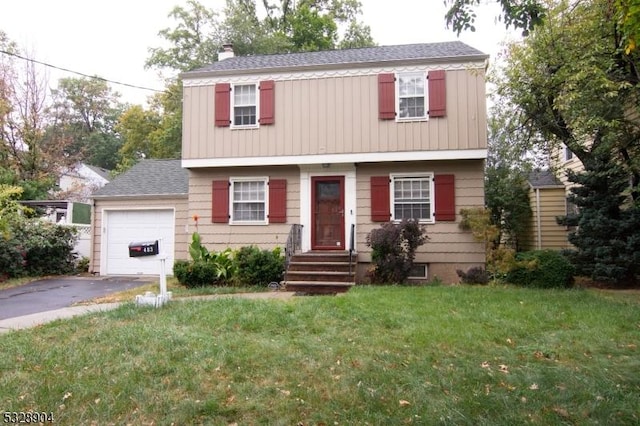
[90,42,488,286]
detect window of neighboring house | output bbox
[232,84,258,127]
[565,197,579,231]
[230,178,267,223]
[397,72,427,120]
[563,144,574,162]
[391,174,434,222]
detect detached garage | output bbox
[91,160,189,276]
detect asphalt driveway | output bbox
[0,276,152,320]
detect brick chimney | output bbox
[218,43,234,61]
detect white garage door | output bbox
[104,209,175,275]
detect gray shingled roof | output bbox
[528,170,564,188]
[86,164,111,181]
[183,41,488,77]
[92,159,188,198]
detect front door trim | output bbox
[311,176,345,250]
[299,164,357,253]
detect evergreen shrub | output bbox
[506,250,574,288]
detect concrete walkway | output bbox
[0,292,296,335]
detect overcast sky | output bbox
[0,0,518,105]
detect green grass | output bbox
[84,277,265,304]
[1,286,639,425]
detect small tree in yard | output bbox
[558,154,640,287]
[366,220,427,284]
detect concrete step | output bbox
[284,281,355,294]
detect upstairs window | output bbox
[378,71,446,121]
[232,84,257,127]
[215,81,275,128]
[391,174,434,222]
[397,73,426,120]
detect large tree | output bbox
[444,0,639,54]
[146,0,375,74]
[493,0,640,285]
[48,77,124,170]
[1,32,76,199]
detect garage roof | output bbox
[93,159,188,198]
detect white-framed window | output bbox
[391,173,434,223]
[232,84,258,128]
[397,72,427,121]
[230,177,268,224]
[563,144,574,162]
[408,263,428,279]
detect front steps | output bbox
[284,251,356,294]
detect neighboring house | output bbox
[522,170,573,251]
[90,159,189,275]
[522,144,586,251]
[89,42,489,284]
[18,199,94,258]
[56,163,111,203]
[552,143,585,193]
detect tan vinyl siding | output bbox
[522,187,571,251]
[356,160,486,283]
[182,68,487,160]
[186,166,300,253]
[90,196,189,274]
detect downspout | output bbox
[535,188,542,250]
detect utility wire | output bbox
[0,49,166,93]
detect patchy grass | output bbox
[1,286,639,425]
[0,276,48,290]
[84,277,266,304]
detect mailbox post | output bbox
[128,240,170,307]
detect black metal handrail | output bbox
[348,223,355,276]
[284,224,303,271]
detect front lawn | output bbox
[1,286,638,425]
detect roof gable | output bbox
[528,170,564,188]
[92,159,188,198]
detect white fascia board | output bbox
[182,149,487,169]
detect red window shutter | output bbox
[428,70,446,118]
[214,83,231,127]
[370,176,391,221]
[259,80,275,125]
[268,179,287,223]
[378,73,396,120]
[212,179,230,223]
[434,174,455,221]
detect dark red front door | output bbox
[311,176,345,250]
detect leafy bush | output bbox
[459,207,517,280]
[173,260,221,288]
[0,237,25,280]
[76,256,90,273]
[234,245,284,287]
[506,250,575,289]
[0,219,77,278]
[366,220,427,284]
[457,266,490,285]
[20,222,78,276]
[174,233,238,287]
